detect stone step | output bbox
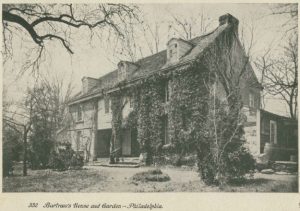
[89,157,140,168]
[89,162,140,168]
[272,161,298,173]
[96,157,140,162]
[98,163,139,168]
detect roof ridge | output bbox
[69,23,232,105]
[98,68,118,80]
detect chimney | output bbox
[82,77,100,94]
[219,13,239,36]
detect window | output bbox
[249,93,255,108]
[168,43,177,61]
[76,131,82,151]
[261,119,268,134]
[77,105,82,121]
[270,120,277,144]
[164,80,170,103]
[162,115,170,145]
[118,63,126,81]
[104,98,110,114]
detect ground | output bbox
[3,163,298,192]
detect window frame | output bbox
[168,43,178,61]
[76,131,82,151]
[77,105,83,122]
[162,115,170,145]
[104,98,110,114]
[164,80,170,103]
[270,120,277,144]
[249,92,255,108]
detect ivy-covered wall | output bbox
[108,61,212,164]
[168,63,210,154]
[135,79,165,163]
[107,25,260,165]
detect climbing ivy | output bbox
[107,27,254,184]
[135,79,165,165]
[108,59,212,165]
[168,62,211,155]
[109,93,123,163]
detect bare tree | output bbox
[2,3,140,73]
[168,11,213,40]
[270,3,298,33]
[3,73,75,174]
[3,94,34,176]
[140,20,164,55]
[255,36,298,119]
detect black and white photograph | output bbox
[2,2,298,196]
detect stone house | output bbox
[67,13,297,162]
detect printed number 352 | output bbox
[28,203,38,208]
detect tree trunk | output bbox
[23,127,27,176]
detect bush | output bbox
[131,169,170,182]
[29,126,54,169]
[225,146,255,180]
[197,100,257,185]
[3,149,14,177]
[48,144,84,171]
[154,153,197,167]
[198,141,256,185]
[3,126,23,177]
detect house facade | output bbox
[67,13,297,162]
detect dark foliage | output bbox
[48,144,84,171]
[3,126,23,177]
[131,168,170,182]
[29,133,53,169]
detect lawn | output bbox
[3,163,298,192]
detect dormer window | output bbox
[118,63,126,81]
[167,38,192,64]
[117,61,138,82]
[168,43,178,62]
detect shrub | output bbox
[3,149,14,177]
[48,144,84,171]
[48,151,65,170]
[3,125,23,177]
[197,98,256,185]
[70,153,84,170]
[131,169,170,182]
[29,125,54,169]
[198,136,256,185]
[225,146,255,180]
[154,153,197,167]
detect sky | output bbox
[3,3,296,116]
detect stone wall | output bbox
[69,100,97,160]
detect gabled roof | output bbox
[68,18,258,105]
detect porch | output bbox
[95,128,140,158]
